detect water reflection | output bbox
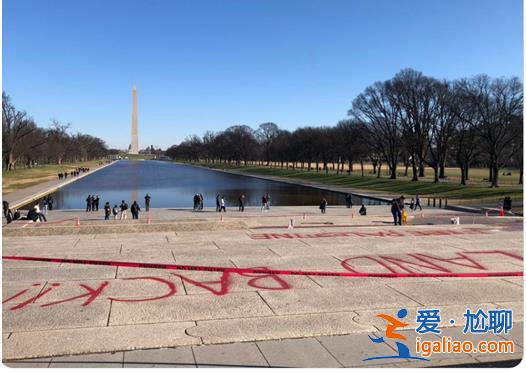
[47,160,387,209]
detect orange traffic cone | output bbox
[75,217,80,228]
[499,208,505,217]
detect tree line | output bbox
[2,92,109,170]
[167,69,523,187]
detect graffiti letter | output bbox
[108,277,177,302]
[40,282,109,308]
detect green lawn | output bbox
[193,162,523,204]
[2,160,104,193]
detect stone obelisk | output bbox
[130,86,139,154]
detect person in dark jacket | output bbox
[86,195,92,212]
[345,194,352,208]
[3,200,9,218]
[120,200,128,220]
[238,194,245,212]
[359,205,367,215]
[130,201,140,219]
[319,198,327,214]
[94,196,100,211]
[104,202,111,220]
[144,193,151,212]
[216,194,221,212]
[391,198,402,226]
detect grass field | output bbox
[194,162,523,205]
[2,160,104,194]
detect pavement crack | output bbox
[189,346,198,367]
[306,275,323,288]
[211,241,221,250]
[106,300,113,326]
[385,284,425,307]
[254,341,271,367]
[266,246,282,258]
[256,291,277,315]
[315,336,344,367]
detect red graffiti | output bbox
[175,271,233,296]
[107,276,178,302]
[40,282,109,308]
[341,250,523,274]
[174,267,292,295]
[2,250,521,313]
[2,283,41,305]
[238,267,292,291]
[250,228,491,240]
[10,284,60,310]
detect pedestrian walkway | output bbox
[4,325,522,368]
[2,161,115,210]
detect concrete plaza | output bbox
[2,206,524,367]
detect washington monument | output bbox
[129,85,139,154]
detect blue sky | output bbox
[3,0,523,150]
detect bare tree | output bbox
[2,92,44,170]
[456,75,523,187]
[257,122,280,166]
[424,80,458,183]
[350,80,401,179]
[389,69,434,181]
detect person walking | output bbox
[414,195,422,211]
[261,194,267,212]
[391,198,402,226]
[112,204,119,219]
[120,200,128,220]
[409,198,415,211]
[94,196,100,211]
[199,194,204,210]
[266,193,271,210]
[345,194,353,208]
[144,193,151,212]
[319,198,328,214]
[216,194,221,212]
[219,196,226,212]
[130,201,140,219]
[193,194,199,211]
[47,196,54,211]
[104,202,111,220]
[40,198,48,215]
[86,195,92,212]
[238,194,245,212]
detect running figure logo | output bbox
[363,308,429,362]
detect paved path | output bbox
[5,325,523,368]
[2,206,523,367]
[2,161,116,210]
